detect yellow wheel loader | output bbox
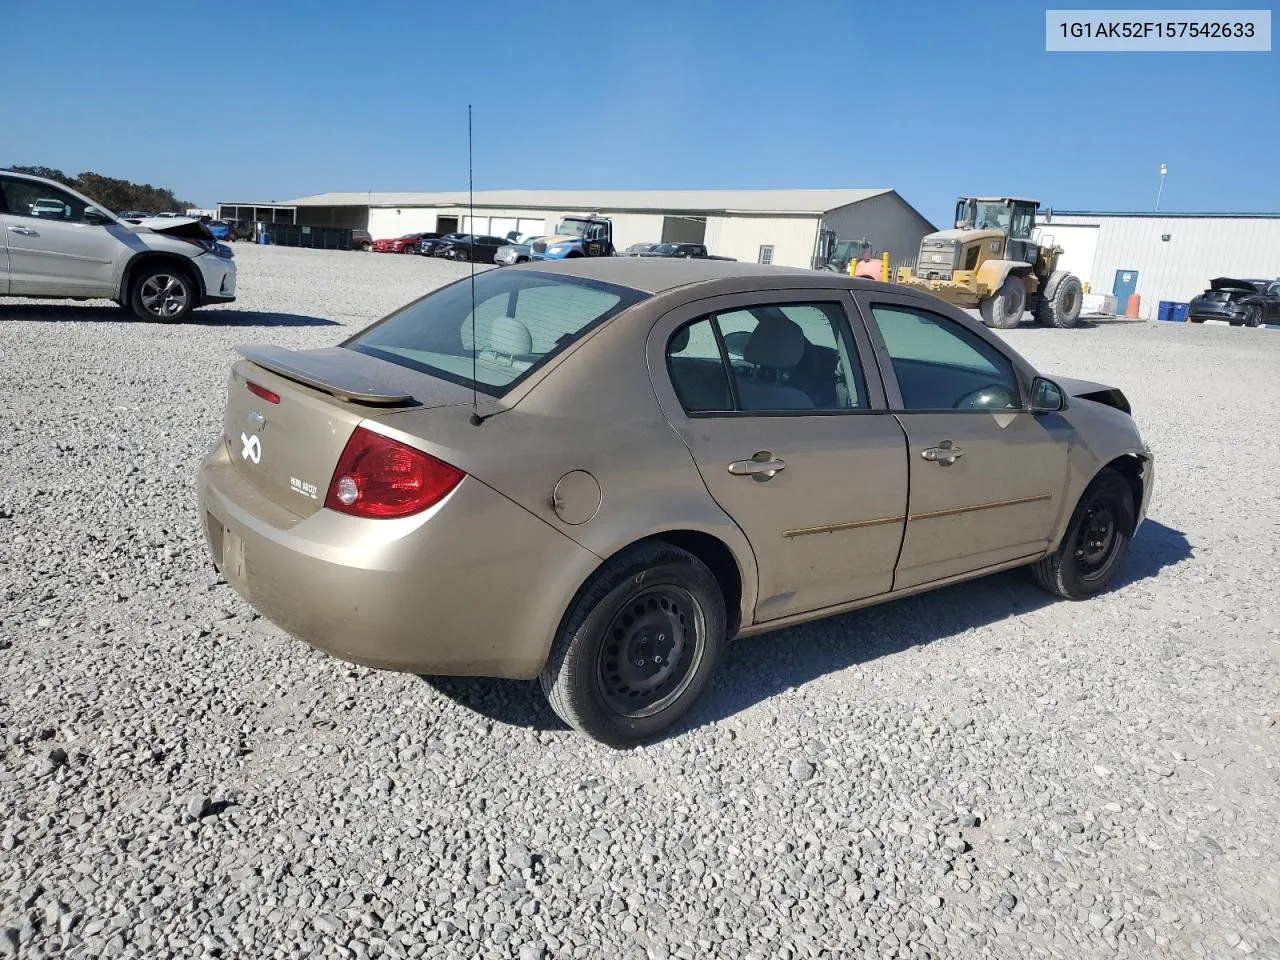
[897,197,1083,329]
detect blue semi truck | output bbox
[528,215,615,260]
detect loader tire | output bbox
[979,275,1026,329]
[1036,271,1083,328]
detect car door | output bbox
[0,196,9,294]
[1266,282,1280,322]
[854,294,1071,589]
[650,289,909,623]
[0,176,122,296]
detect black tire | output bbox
[360,242,371,252]
[1244,305,1262,328]
[540,542,726,747]
[1035,271,1083,328]
[979,275,1026,329]
[455,247,470,262]
[1030,468,1135,600]
[129,264,196,322]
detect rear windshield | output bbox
[345,270,646,396]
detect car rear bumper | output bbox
[196,440,601,679]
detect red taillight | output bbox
[324,427,464,519]
[246,380,280,404]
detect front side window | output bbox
[870,305,1020,411]
[0,178,89,223]
[1010,203,1036,239]
[667,302,867,414]
[347,270,646,396]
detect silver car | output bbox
[494,234,539,266]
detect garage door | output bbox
[462,216,488,234]
[517,218,547,238]
[488,218,519,240]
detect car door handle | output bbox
[8,225,38,236]
[921,441,965,465]
[728,453,787,479]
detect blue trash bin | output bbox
[1172,302,1189,322]
[1157,301,1174,321]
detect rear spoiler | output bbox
[236,345,414,405]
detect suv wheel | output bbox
[130,265,195,322]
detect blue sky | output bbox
[8,1,1277,222]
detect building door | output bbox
[661,216,706,244]
[436,215,459,234]
[1112,269,1139,315]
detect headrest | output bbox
[669,326,690,354]
[743,316,805,368]
[489,316,533,355]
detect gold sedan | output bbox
[198,259,1153,746]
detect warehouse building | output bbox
[1037,210,1280,316]
[220,189,935,270]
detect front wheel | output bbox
[1030,468,1135,600]
[1035,271,1083,328]
[540,542,726,747]
[979,275,1026,329]
[1244,305,1262,328]
[130,265,195,322]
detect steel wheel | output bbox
[1074,503,1120,581]
[139,273,190,320]
[595,585,705,719]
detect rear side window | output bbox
[666,301,867,415]
[0,178,88,223]
[347,270,646,396]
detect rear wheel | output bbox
[129,265,195,322]
[1244,305,1263,328]
[1030,468,1134,600]
[1035,271,1083,328]
[979,275,1025,329]
[540,542,726,747]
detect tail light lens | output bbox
[324,427,464,519]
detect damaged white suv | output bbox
[0,170,236,322]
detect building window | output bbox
[758,245,774,265]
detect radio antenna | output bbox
[467,105,482,426]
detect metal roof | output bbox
[278,188,894,216]
[1047,209,1280,219]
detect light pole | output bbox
[1155,163,1168,212]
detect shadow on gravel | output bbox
[0,304,338,327]
[419,675,567,733]
[417,521,1191,738]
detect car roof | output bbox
[522,257,852,294]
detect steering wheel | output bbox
[954,384,1017,410]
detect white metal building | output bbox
[1036,210,1280,316]
[228,189,935,270]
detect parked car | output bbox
[1188,277,1280,327]
[418,232,465,257]
[493,235,541,266]
[435,234,507,263]
[351,228,373,251]
[0,170,235,322]
[222,218,255,242]
[640,242,735,260]
[624,242,660,256]
[206,220,232,241]
[372,232,433,254]
[197,259,1152,746]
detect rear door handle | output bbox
[728,452,787,480]
[8,225,38,236]
[921,440,964,465]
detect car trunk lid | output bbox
[223,345,475,517]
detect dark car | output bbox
[639,242,736,261]
[1188,277,1280,327]
[418,232,466,256]
[434,234,507,264]
[350,228,373,251]
[221,218,254,242]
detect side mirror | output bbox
[83,207,112,226]
[1029,377,1065,413]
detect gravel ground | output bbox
[2,245,1278,960]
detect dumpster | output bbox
[1172,302,1190,322]
[1157,301,1175,321]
